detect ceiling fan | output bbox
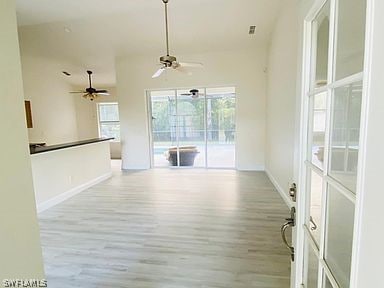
[70,70,109,101]
[180,89,204,99]
[152,0,203,79]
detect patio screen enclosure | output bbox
[148,87,236,168]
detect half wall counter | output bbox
[30,138,113,212]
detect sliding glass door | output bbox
[150,90,177,167]
[148,87,236,168]
[176,89,206,167]
[206,87,236,168]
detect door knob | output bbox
[281,207,295,261]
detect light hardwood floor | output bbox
[39,167,291,288]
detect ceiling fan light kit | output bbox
[152,0,203,78]
[70,70,110,101]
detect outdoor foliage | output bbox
[151,95,235,142]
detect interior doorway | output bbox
[148,87,236,168]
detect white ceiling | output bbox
[16,0,282,86]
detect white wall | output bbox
[31,142,112,212]
[0,0,45,281]
[74,87,122,159]
[116,48,268,170]
[19,55,79,145]
[265,0,300,198]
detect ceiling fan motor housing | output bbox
[160,55,177,67]
[86,87,96,93]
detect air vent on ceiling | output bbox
[249,25,256,35]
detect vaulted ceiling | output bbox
[16,0,283,85]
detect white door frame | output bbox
[294,0,372,287]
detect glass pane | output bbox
[325,185,355,288]
[335,0,366,80]
[323,273,334,288]
[305,243,319,288]
[151,90,177,167]
[309,92,327,169]
[329,82,362,193]
[99,103,119,121]
[100,123,120,141]
[308,170,323,245]
[206,88,236,168]
[312,1,330,88]
[176,89,206,167]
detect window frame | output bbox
[97,102,120,142]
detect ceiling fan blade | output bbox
[95,89,109,93]
[97,92,110,96]
[178,62,204,68]
[175,65,192,76]
[70,91,86,94]
[152,67,166,78]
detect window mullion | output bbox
[318,0,337,285]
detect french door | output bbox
[148,87,236,168]
[297,0,367,287]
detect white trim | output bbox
[308,73,364,96]
[265,168,293,208]
[295,4,316,286]
[324,175,356,204]
[349,0,374,286]
[304,225,320,254]
[321,258,341,288]
[305,0,329,21]
[146,91,155,168]
[238,165,265,172]
[36,172,112,213]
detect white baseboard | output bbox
[237,165,265,171]
[265,168,292,208]
[37,172,112,213]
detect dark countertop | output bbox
[30,137,114,155]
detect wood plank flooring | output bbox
[39,167,291,288]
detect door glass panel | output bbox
[323,273,334,288]
[176,89,206,167]
[308,170,323,245]
[206,87,236,168]
[309,92,327,169]
[325,185,355,288]
[151,90,177,167]
[335,0,366,80]
[328,82,362,193]
[313,1,330,88]
[305,243,319,288]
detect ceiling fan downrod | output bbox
[87,70,93,87]
[163,0,170,57]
